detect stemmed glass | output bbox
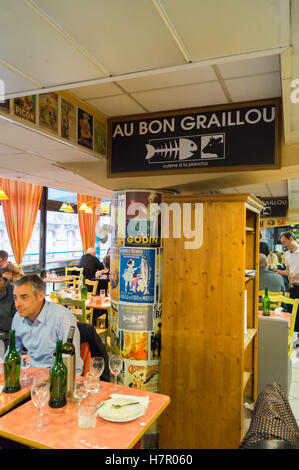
[90,357,105,387]
[109,355,122,391]
[31,375,50,430]
[20,350,30,385]
[86,372,100,405]
[100,289,106,301]
[73,377,88,405]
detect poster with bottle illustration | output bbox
[78,108,93,150]
[14,95,36,123]
[123,359,160,393]
[0,99,10,114]
[39,93,58,133]
[111,191,126,246]
[110,247,120,302]
[118,303,154,332]
[125,191,161,247]
[121,331,150,361]
[94,118,106,155]
[150,304,162,360]
[119,247,156,303]
[61,98,76,142]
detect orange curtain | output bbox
[77,193,101,253]
[0,178,43,265]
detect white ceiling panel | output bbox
[161,0,287,61]
[40,148,101,163]
[0,143,22,156]
[34,0,186,75]
[0,0,106,87]
[225,72,282,102]
[0,63,40,96]
[131,81,228,112]
[119,65,217,93]
[70,83,121,100]
[86,95,146,116]
[218,55,280,79]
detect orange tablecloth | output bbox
[46,295,110,311]
[258,310,291,327]
[0,381,170,449]
[0,367,48,416]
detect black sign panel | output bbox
[259,197,288,218]
[108,99,280,177]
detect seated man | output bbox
[259,253,285,293]
[12,274,83,375]
[78,247,104,280]
[0,271,17,349]
[0,250,22,282]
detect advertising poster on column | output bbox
[119,247,156,303]
[125,191,161,247]
[111,192,126,246]
[150,304,162,360]
[78,108,93,150]
[61,98,76,142]
[110,248,120,302]
[121,331,150,361]
[155,248,163,304]
[118,303,154,332]
[124,359,160,393]
[14,96,36,123]
[39,93,58,133]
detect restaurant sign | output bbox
[108,99,280,177]
[259,197,288,218]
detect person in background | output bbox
[0,250,23,282]
[0,271,17,349]
[275,231,299,345]
[11,274,83,374]
[267,251,279,270]
[259,254,285,293]
[78,247,104,280]
[273,250,289,292]
[259,232,270,257]
[96,254,110,281]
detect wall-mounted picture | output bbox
[39,92,58,133]
[78,108,93,150]
[94,119,106,155]
[61,98,76,142]
[0,99,10,114]
[14,95,36,123]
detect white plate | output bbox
[98,398,145,422]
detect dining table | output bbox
[0,381,170,449]
[258,309,291,327]
[43,276,75,292]
[46,294,110,311]
[0,367,48,417]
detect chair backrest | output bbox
[85,279,98,295]
[258,290,284,308]
[65,267,83,287]
[267,294,299,357]
[57,296,87,323]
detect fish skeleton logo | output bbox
[146,137,197,161]
[145,134,225,163]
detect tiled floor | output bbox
[289,347,299,425]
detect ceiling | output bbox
[0,0,299,213]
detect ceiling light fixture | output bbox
[0,187,9,200]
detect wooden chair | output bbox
[64,267,83,288]
[57,296,87,323]
[267,294,299,358]
[258,290,284,308]
[85,279,98,325]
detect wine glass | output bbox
[100,289,106,301]
[20,351,30,385]
[73,377,88,405]
[109,355,122,391]
[31,375,50,430]
[90,357,105,383]
[86,372,100,405]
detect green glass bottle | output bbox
[62,326,75,356]
[262,287,271,316]
[3,330,21,393]
[80,277,88,300]
[49,340,67,408]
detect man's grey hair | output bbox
[87,247,96,256]
[259,253,267,267]
[14,274,45,296]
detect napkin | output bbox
[110,393,150,409]
[0,385,4,394]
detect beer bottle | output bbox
[262,287,271,316]
[3,330,21,393]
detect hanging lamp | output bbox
[79,202,89,211]
[0,187,9,200]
